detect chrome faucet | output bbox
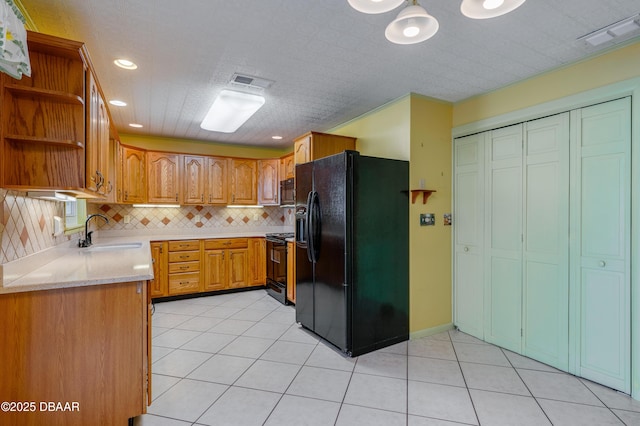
[79,214,109,247]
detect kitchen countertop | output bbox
[0,227,293,295]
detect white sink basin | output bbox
[86,242,143,252]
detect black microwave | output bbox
[280,178,295,206]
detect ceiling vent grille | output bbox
[229,73,274,91]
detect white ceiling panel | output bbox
[20,0,640,148]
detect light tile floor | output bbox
[135,289,640,426]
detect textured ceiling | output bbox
[20,0,640,148]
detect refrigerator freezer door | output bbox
[312,152,351,352]
[295,162,314,330]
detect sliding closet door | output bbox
[571,97,631,393]
[522,113,570,370]
[484,124,523,352]
[453,133,485,339]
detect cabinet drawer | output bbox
[168,272,200,294]
[168,261,200,274]
[204,238,248,250]
[168,250,200,263]
[168,240,200,251]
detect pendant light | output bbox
[460,0,526,19]
[385,1,439,45]
[347,0,405,14]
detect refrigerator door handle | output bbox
[309,191,321,263]
[305,191,314,263]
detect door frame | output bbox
[452,76,640,400]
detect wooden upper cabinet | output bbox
[281,154,294,180]
[293,132,356,164]
[147,151,181,204]
[85,70,112,197]
[229,159,258,205]
[118,144,146,203]
[258,159,279,206]
[0,31,86,191]
[183,155,206,205]
[207,157,229,205]
[294,135,310,165]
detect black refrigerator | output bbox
[295,150,409,357]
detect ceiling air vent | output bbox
[229,73,274,91]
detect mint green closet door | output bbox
[571,97,631,393]
[484,124,523,352]
[522,113,570,371]
[453,133,485,340]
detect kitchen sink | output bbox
[86,242,143,252]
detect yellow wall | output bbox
[119,134,289,159]
[330,96,411,160]
[331,94,454,334]
[454,41,640,126]
[409,95,453,334]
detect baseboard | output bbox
[409,322,454,340]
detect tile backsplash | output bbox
[87,203,294,232]
[0,188,294,265]
[0,189,76,264]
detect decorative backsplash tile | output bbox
[0,190,76,264]
[87,203,294,232]
[0,188,294,265]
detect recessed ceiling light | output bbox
[129,123,143,128]
[109,99,127,107]
[272,136,283,140]
[114,59,138,70]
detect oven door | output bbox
[266,238,287,284]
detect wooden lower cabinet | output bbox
[203,239,248,291]
[0,281,150,426]
[151,237,266,298]
[167,240,202,296]
[150,241,168,297]
[248,238,266,286]
[287,241,296,303]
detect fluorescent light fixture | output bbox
[347,0,404,14]
[129,123,143,128]
[114,59,137,70]
[272,135,283,140]
[227,205,264,209]
[27,191,76,201]
[200,90,265,133]
[132,204,181,208]
[109,99,127,107]
[578,14,640,48]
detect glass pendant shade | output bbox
[347,0,405,14]
[385,4,439,44]
[460,0,526,19]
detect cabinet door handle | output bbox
[106,181,113,194]
[175,193,179,202]
[209,194,212,203]
[463,246,469,252]
[124,191,128,201]
[201,194,204,202]
[599,260,606,267]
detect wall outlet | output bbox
[124,215,131,224]
[195,214,201,222]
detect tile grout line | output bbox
[451,331,482,426]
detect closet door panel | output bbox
[523,113,569,371]
[573,97,630,393]
[453,133,485,339]
[485,125,522,352]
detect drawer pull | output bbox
[180,266,189,270]
[179,255,189,259]
[179,281,190,285]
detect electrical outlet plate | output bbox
[420,213,435,226]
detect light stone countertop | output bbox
[0,227,293,295]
